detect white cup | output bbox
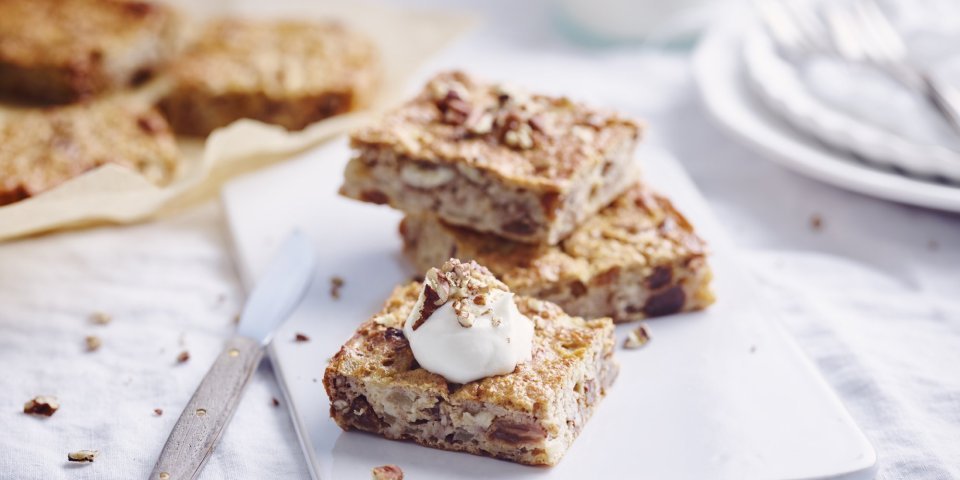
[554,0,723,44]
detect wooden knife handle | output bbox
[150,336,263,480]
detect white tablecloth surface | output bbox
[2,2,959,479]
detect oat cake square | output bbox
[159,18,380,136]
[0,100,180,205]
[341,70,642,245]
[400,183,715,323]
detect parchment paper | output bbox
[0,0,474,241]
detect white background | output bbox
[0,0,958,479]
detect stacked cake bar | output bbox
[327,70,715,467]
[341,71,714,323]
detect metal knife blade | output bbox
[237,231,316,343]
[150,231,316,480]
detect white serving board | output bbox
[222,138,877,480]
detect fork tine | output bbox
[823,3,868,61]
[782,0,832,53]
[753,0,807,52]
[854,0,908,61]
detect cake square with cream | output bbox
[323,259,618,466]
[340,70,642,245]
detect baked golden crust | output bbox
[324,281,617,466]
[349,70,641,192]
[401,183,715,322]
[159,18,380,136]
[0,0,178,103]
[342,71,642,245]
[0,100,180,206]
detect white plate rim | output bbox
[741,26,960,181]
[693,13,960,213]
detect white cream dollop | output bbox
[403,288,534,384]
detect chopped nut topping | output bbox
[427,74,552,150]
[452,299,473,327]
[571,125,595,143]
[624,324,651,349]
[89,312,111,325]
[430,77,469,103]
[410,282,442,331]
[424,267,452,305]
[466,110,494,135]
[493,83,530,107]
[85,335,102,352]
[410,259,508,330]
[154,408,163,416]
[371,464,404,480]
[24,396,59,416]
[294,333,310,342]
[503,123,534,150]
[528,114,550,133]
[176,351,190,363]
[374,313,396,326]
[434,80,473,125]
[67,450,98,463]
[330,276,345,299]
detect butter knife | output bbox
[150,231,316,480]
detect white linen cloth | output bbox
[1,2,959,478]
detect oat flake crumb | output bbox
[90,312,111,325]
[67,450,98,463]
[371,464,404,480]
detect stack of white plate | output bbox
[693,2,960,212]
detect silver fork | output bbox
[755,0,960,136]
